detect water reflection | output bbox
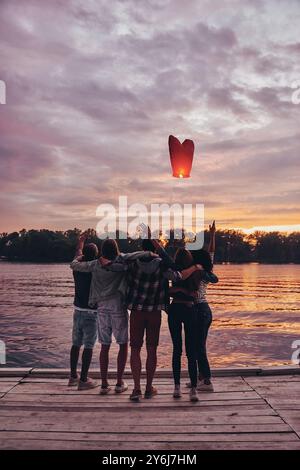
[0,262,299,368]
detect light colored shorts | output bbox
[72,309,98,349]
[97,298,128,345]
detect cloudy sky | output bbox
[1,0,300,233]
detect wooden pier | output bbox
[0,367,300,450]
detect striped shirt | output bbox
[195,253,215,304]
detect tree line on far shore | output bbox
[0,228,299,264]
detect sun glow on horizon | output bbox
[238,224,300,234]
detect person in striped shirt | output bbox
[189,221,217,391]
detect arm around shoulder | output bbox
[70,258,98,272]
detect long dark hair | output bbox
[192,249,213,272]
[101,239,120,260]
[174,248,199,292]
[174,248,193,270]
[82,243,98,261]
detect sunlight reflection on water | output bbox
[0,262,299,368]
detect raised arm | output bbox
[151,239,176,270]
[208,220,216,254]
[70,232,98,272]
[74,232,87,258]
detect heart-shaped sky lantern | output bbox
[169,135,195,178]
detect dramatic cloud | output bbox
[0,0,300,231]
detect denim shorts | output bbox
[72,309,98,349]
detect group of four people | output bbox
[68,222,218,402]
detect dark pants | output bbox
[168,303,198,387]
[195,303,212,380]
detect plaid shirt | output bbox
[127,253,181,312]
[104,248,180,313]
[126,261,168,312]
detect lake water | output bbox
[0,262,300,369]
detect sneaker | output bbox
[190,387,199,402]
[115,382,128,394]
[186,379,201,389]
[197,381,214,392]
[129,389,142,402]
[99,385,111,395]
[173,385,182,399]
[78,377,98,391]
[68,376,79,387]
[144,386,158,399]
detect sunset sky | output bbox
[1,0,300,233]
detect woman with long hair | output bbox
[168,247,218,402]
[189,221,216,391]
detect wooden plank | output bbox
[0,401,270,412]
[275,411,300,423]
[2,390,259,402]
[0,399,265,410]
[0,407,278,420]
[0,368,31,377]
[19,376,250,386]
[251,383,300,392]
[10,383,253,395]
[0,366,297,379]
[1,438,300,450]
[28,367,264,378]
[273,404,300,410]
[275,411,300,438]
[264,398,300,406]
[246,375,300,384]
[2,422,288,434]
[21,378,252,390]
[0,412,284,426]
[0,399,266,409]
[213,368,262,376]
[0,383,19,393]
[20,376,249,383]
[0,418,290,433]
[0,430,297,442]
[0,376,23,384]
[258,367,300,376]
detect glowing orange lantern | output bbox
[169,135,194,178]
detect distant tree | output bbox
[255,231,286,263]
[0,228,299,263]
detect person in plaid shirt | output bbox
[126,240,173,401]
[125,239,214,402]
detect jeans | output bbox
[168,303,197,387]
[195,303,213,380]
